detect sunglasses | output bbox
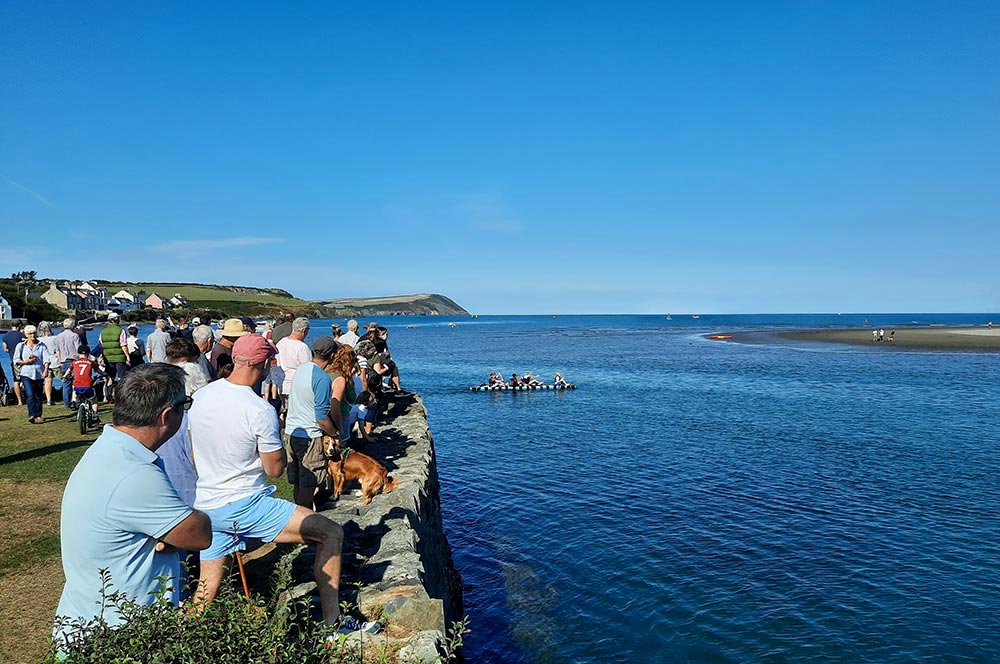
[172,395,194,411]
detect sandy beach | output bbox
[772,326,1000,351]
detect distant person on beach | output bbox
[187,334,350,632]
[338,320,360,348]
[284,336,340,509]
[872,330,878,342]
[889,329,895,342]
[878,328,885,342]
[270,313,295,345]
[53,364,211,650]
[4,320,26,407]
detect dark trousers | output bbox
[21,377,44,419]
[61,360,74,407]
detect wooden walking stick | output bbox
[235,550,251,599]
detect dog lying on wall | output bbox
[323,436,398,505]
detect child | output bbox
[64,346,105,421]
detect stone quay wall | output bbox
[244,393,464,661]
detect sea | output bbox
[379,313,1000,664]
[24,313,1000,662]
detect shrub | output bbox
[44,563,467,663]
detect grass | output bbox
[0,403,98,662]
[103,283,313,308]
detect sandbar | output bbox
[773,327,1000,351]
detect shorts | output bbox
[269,364,285,385]
[201,485,298,561]
[10,361,21,380]
[74,387,95,400]
[287,435,330,488]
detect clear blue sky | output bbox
[2,2,998,314]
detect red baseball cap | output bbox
[231,334,275,367]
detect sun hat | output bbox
[231,334,275,367]
[220,318,249,338]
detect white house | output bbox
[0,292,11,320]
[112,289,143,313]
[169,293,189,307]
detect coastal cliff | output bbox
[313,293,469,317]
[243,393,464,660]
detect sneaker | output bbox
[337,616,382,635]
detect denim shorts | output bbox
[201,485,298,560]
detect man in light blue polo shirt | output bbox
[284,336,340,509]
[54,364,211,649]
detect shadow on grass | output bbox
[0,440,91,466]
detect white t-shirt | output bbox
[276,337,312,395]
[188,379,283,511]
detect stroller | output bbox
[0,366,14,407]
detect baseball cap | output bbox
[191,317,201,325]
[312,336,337,358]
[240,316,255,329]
[108,312,120,320]
[231,334,276,367]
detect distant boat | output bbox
[449,322,458,328]
[406,324,418,329]
[666,315,672,320]
[692,315,700,319]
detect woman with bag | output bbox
[14,325,51,423]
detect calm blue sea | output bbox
[379,314,1000,664]
[20,313,999,662]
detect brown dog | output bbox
[324,437,398,505]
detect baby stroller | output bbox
[0,367,13,407]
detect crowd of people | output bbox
[486,370,569,388]
[32,312,410,651]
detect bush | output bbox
[45,562,467,663]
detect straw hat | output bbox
[220,318,249,338]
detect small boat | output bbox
[692,315,701,319]
[449,322,458,328]
[666,314,672,320]
[708,334,733,340]
[406,324,418,329]
[470,384,576,392]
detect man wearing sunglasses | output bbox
[54,364,212,649]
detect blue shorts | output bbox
[201,485,298,561]
[74,387,95,400]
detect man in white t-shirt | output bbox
[188,333,347,628]
[276,317,312,416]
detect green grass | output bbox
[104,283,312,307]
[0,407,97,482]
[0,533,60,576]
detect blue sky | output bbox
[2,2,998,314]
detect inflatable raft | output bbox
[470,384,576,391]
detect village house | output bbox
[145,292,170,309]
[168,293,189,307]
[41,283,84,311]
[0,292,11,320]
[112,289,144,313]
